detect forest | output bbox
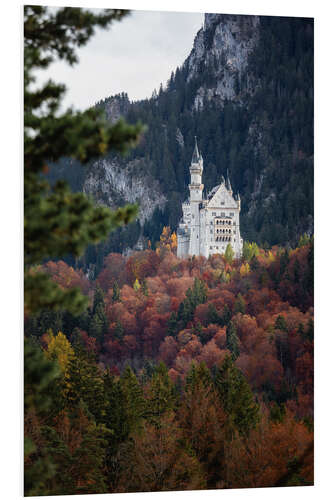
[25,231,314,495]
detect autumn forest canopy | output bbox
[25,231,314,495]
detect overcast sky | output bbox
[35,9,203,111]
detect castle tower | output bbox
[189,137,204,255]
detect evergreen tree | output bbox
[275,315,288,332]
[112,281,121,302]
[146,362,176,425]
[24,6,142,315]
[114,320,124,341]
[226,321,240,360]
[233,293,246,315]
[224,243,234,264]
[120,366,145,436]
[141,278,149,296]
[207,303,220,325]
[167,311,179,337]
[221,304,232,326]
[215,355,259,437]
[24,340,61,496]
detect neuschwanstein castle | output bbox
[177,138,243,259]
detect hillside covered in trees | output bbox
[25,233,314,495]
[48,14,313,273]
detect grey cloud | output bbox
[34,9,203,110]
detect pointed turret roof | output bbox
[191,136,200,164]
[226,169,232,191]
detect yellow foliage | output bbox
[240,262,250,276]
[267,251,275,263]
[157,227,177,255]
[45,331,74,373]
[133,278,141,291]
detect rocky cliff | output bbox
[83,155,167,226]
[186,14,260,109]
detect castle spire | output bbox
[191,136,200,164]
[226,169,232,191]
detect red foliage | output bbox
[44,260,90,294]
[96,253,126,292]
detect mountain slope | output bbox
[49,13,313,272]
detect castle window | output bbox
[212,212,216,216]
[230,212,234,216]
[210,246,213,250]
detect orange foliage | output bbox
[44,260,90,294]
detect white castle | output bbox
[177,138,243,259]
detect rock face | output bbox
[186,13,260,109]
[83,156,167,226]
[84,92,167,227]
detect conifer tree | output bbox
[120,366,145,436]
[24,6,142,315]
[146,362,176,425]
[112,281,121,302]
[233,293,246,315]
[215,355,259,437]
[226,321,240,360]
[224,243,235,264]
[114,320,124,341]
[167,311,178,337]
[24,339,62,496]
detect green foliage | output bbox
[275,315,288,332]
[89,286,107,343]
[142,278,149,296]
[233,293,246,314]
[185,362,212,393]
[298,233,310,247]
[243,241,259,262]
[24,339,61,415]
[215,355,259,437]
[224,243,234,264]
[112,281,121,302]
[177,278,208,328]
[24,340,61,496]
[226,321,240,360]
[120,366,145,435]
[269,402,286,423]
[167,311,179,337]
[114,320,124,341]
[146,362,176,425]
[24,5,142,315]
[64,353,106,422]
